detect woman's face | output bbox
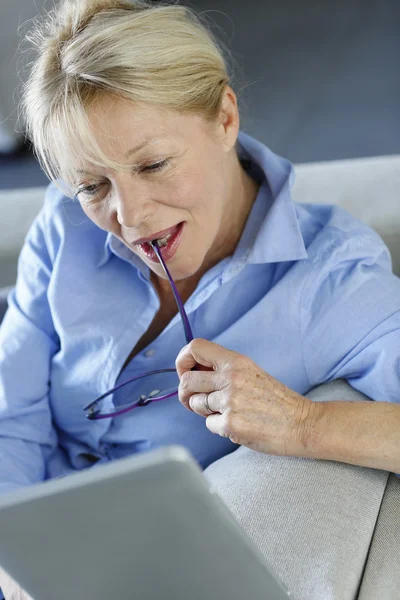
[73,90,250,290]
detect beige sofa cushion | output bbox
[204,380,390,600]
[358,473,400,600]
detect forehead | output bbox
[87,94,204,149]
[71,94,207,177]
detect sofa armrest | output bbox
[357,472,400,600]
[204,379,389,600]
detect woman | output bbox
[0,0,400,597]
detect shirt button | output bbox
[144,348,156,357]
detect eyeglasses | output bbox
[83,240,195,420]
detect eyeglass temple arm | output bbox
[150,240,194,344]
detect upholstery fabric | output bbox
[204,379,390,600]
[0,566,32,600]
[358,473,400,599]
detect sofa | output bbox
[0,154,400,600]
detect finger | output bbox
[205,413,240,446]
[175,338,236,379]
[178,370,226,410]
[188,392,220,417]
[175,339,214,377]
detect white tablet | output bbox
[0,445,290,599]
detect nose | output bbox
[113,177,156,229]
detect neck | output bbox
[152,153,260,303]
[195,153,260,275]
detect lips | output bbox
[137,221,184,263]
[133,224,180,245]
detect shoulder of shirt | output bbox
[295,201,392,275]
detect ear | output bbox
[215,86,240,152]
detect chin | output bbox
[163,258,201,283]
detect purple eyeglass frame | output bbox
[83,240,195,420]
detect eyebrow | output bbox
[76,138,161,175]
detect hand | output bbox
[175,338,314,457]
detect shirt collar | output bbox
[97,130,307,270]
[97,232,113,268]
[235,130,307,265]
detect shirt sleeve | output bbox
[300,227,400,404]
[0,184,61,496]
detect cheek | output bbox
[168,170,202,211]
[81,203,115,233]
[171,166,218,218]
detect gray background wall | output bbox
[188,0,399,163]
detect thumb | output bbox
[175,338,234,379]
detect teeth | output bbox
[143,227,177,248]
[155,231,173,247]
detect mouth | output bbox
[135,222,185,263]
[133,223,181,246]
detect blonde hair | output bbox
[20,0,246,196]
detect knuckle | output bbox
[189,338,200,352]
[230,396,241,412]
[229,368,245,388]
[179,372,191,389]
[223,390,238,412]
[220,410,236,438]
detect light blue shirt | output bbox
[1,131,400,497]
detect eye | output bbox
[141,159,170,173]
[76,159,170,199]
[76,183,104,199]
